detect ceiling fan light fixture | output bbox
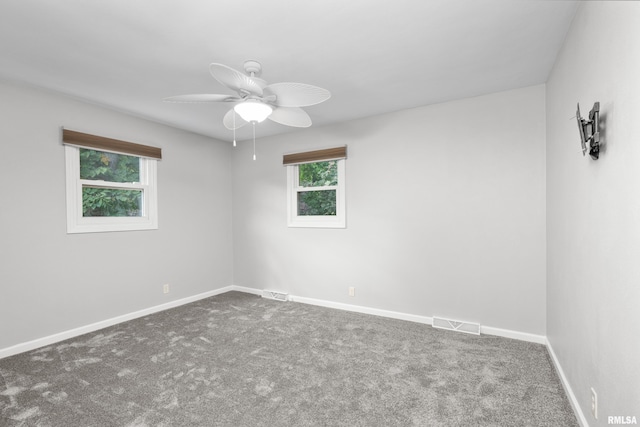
[167,61,331,160]
[234,100,273,123]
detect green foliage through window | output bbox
[80,149,142,217]
[298,161,337,187]
[297,161,338,216]
[82,188,142,217]
[297,190,336,216]
[80,148,140,182]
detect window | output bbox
[285,146,346,228]
[63,129,161,233]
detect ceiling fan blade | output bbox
[210,63,263,97]
[268,106,312,128]
[163,94,239,103]
[223,108,248,130]
[264,82,330,107]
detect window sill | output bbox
[287,217,346,228]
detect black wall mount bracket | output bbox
[576,102,600,160]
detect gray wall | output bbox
[546,2,640,424]
[232,85,547,336]
[0,81,234,350]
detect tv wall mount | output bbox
[576,102,600,160]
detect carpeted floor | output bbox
[0,291,578,426]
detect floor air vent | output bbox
[262,290,289,302]
[432,316,481,335]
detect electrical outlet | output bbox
[591,387,598,419]
[163,284,170,294]
[348,287,355,297]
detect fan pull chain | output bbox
[232,110,237,147]
[252,122,257,161]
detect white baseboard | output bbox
[288,294,546,344]
[481,325,547,345]
[0,286,236,360]
[289,295,433,325]
[0,284,545,355]
[547,339,589,427]
[229,285,263,296]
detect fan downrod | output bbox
[243,60,262,77]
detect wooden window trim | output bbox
[62,128,162,160]
[283,146,346,166]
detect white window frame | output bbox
[65,145,158,233]
[287,159,346,228]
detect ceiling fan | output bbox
[164,60,331,136]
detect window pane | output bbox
[79,148,140,183]
[298,161,338,187]
[82,187,142,217]
[297,190,336,216]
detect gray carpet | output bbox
[0,291,577,426]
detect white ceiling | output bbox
[0,0,579,142]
